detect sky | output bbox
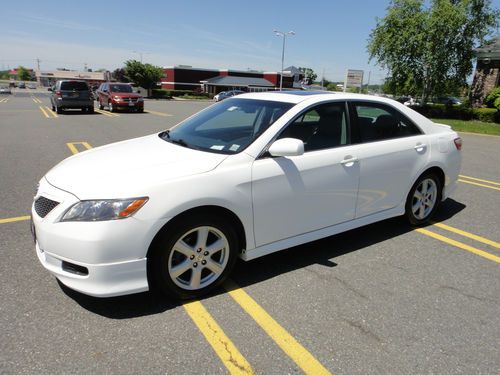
[1,0,498,84]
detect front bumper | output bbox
[32,178,166,297]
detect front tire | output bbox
[405,173,442,226]
[108,101,114,112]
[149,214,238,299]
[98,101,104,110]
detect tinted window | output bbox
[110,84,133,93]
[162,98,293,154]
[353,102,421,142]
[60,81,89,91]
[278,102,349,152]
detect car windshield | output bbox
[160,98,294,154]
[60,81,89,91]
[110,84,133,93]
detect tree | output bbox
[17,66,31,81]
[112,68,129,83]
[124,60,164,95]
[298,67,318,84]
[368,0,499,102]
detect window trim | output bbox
[258,100,351,159]
[348,100,423,144]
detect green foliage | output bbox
[472,107,498,122]
[0,70,10,80]
[17,66,31,81]
[368,0,499,101]
[298,67,317,84]
[431,118,500,135]
[112,68,129,83]
[484,86,500,108]
[494,97,500,110]
[124,60,164,91]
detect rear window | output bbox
[60,81,89,91]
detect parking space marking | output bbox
[144,109,172,117]
[0,97,9,103]
[0,215,30,224]
[183,300,254,374]
[66,142,92,155]
[458,178,500,191]
[432,222,500,248]
[224,280,332,375]
[39,106,50,118]
[416,228,500,263]
[459,174,500,186]
[95,109,119,117]
[31,96,42,104]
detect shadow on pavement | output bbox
[60,198,465,319]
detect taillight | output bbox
[453,137,462,150]
[55,90,62,97]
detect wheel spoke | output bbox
[418,204,426,219]
[195,227,209,249]
[173,240,195,257]
[170,260,191,279]
[205,259,224,276]
[205,238,226,255]
[190,268,202,289]
[421,180,428,194]
[414,190,423,200]
[412,201,421,214]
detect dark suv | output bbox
[96,83,144,112]
[49,80,94,114]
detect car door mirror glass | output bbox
[268,138,304,157]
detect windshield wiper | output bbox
[170,138,189,148]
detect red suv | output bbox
[96,83,144,112]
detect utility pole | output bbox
[36,58,41,86]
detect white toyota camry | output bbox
[32,92,462,299]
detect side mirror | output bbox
[268,138,304,157]
[47,87,52,92]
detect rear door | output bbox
[349,101,429,218]
[60,81,90,101]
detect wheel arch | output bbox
[146,205,247,260]
[419,166,445,195]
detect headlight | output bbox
[113,96,122,101]
[60,198,148,222]
[137,97,144,102]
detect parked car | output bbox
[17,81,26,89]
[27,83,37,89]
[430,96,462,105]
[96,82,144,112]
[32,92,462,299]
[0,86,11,94]
[214,90,244,102]
[49,80,94,114]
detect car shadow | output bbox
[60,198,465,319]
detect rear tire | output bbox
[88,106,94,114]
[56,106,62,114]
[148,214,238,300]
[109,101,114,112]
[405,173,442,226]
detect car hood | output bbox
[45,134,228,199]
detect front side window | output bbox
[353,102,421,142]
[161,98,293,154]
[278,102,349,152]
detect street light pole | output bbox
[273,30,295,91]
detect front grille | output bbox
[34,196,59,218]
[121,98,137,103]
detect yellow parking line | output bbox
[458,179,500,191]
[39,106,50,118]
[459,175,500,186]
[183,300,254,374]
[432,222,500,249]
[95,109,119,117]
[224,280,331,375]
[45,106,58,118]
[0,215,31,224]
[145,110,172,117]
[0,97,9,103]
[67,142,93,155]
[416,228,500,263]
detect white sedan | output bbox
[32,92,462,299]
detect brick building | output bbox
[161,66,301,94]
[471,36,500,105]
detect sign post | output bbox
[344,69,364,92]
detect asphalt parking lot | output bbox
[1,90,499,374]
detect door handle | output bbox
[414,143,427,151]
[341,156,359,165]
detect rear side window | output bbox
[60,81,89,91]
[353,101,422,142]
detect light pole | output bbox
[273,30,295,91]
